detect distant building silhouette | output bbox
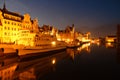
[117,24,120,44]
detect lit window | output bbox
[8,27,10,30]
[4,27,6,29]
[4,21,7,24]
[8,33,10,36]
[4,32,7,35]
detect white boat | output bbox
[13,30,67,56]
[16,46,66,56]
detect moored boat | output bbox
[13,30,67,58]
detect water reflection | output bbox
[116,44,120,64]
[0,43,92,80]
[66,43,91,60]
[105,42,116,48]
[0,57,18,80]
[78,43,91,53]
[95,40,116,49]
[0,51,68,80]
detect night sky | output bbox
[0,0,120,37]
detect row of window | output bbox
[4,21,21,26]
[4,32,18,36]
[35,38,50,41]
[4,21,32,29]
[21,34,28,36]
[4,27,20,31]
[19,38,32,40]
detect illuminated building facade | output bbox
[105,36,116,43]
[57,25,75,43]
[81,32,91,42]
[39,25,58,36]
[0,3,39,44]
[0,2,90,46]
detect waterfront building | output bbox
[81,32,91,42]
[39,25,58,36]
[0,3,39,44]
[0,2,90,47]
[105,35,116,43]
[16,30,36,46]
[75,32,83,42]
[57,24,75,43]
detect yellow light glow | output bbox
[67,39,70,42]
[106,42,114,48]
[82,38,91,42]
[77,42,80,45]
[52,59,56,64]
[51,41,56,46]
[76,43,91,53]
[97,42,100,46]
[107,42,111,45]
[81,43,90,48]
[91,40,95,43]
[50,32,53,35]
[107,39,114,42]
[57,38,61,41]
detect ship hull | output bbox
[17,46,66,61]
[0,48,18,58]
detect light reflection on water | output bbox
[0,43,120,80]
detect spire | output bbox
[3,0,7,11]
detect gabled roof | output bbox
[1,8,23,18]
[0,2,23,18]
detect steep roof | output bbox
[0,2,23,18]
[1,8,23,18]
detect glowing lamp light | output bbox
[107,39,114,42]
[62,38,65,41]
[50,32,53,35]
[97,42,100,46]
[107,42,111,45]
[106,42,114,48]
[67,39,70,42]
[77,47,80,51]
[77,42,80,45]
[51,41,56,46]
[52,58,56,64]
[57,38,61,41]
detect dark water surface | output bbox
[0,43,120,80]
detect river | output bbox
[0,42,120,80]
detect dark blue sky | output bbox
[0,0,120,37]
